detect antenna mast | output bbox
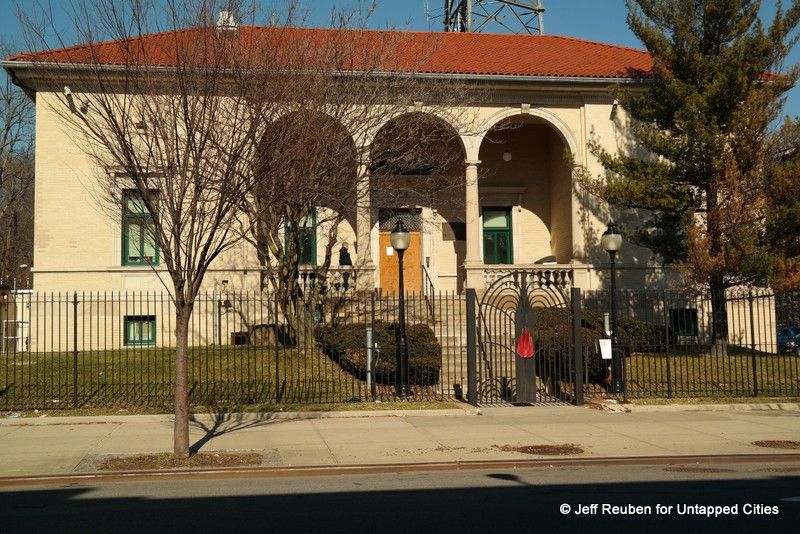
[441,0,545,35]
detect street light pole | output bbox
[390,221,411,398]
[397,247,409,398]
[601,222,623,394]
[609,248,617,348]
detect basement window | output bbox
[124,315,156,346]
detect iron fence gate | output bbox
[466,271,583,406]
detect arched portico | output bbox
[255,110,359,288]
[365,112,467,292]
[464,110,578,290]
[476,107,582,165]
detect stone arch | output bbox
[476,109,576,265]
[476,107,581,165]
[368,111,469,293]
[259,109,359,180]
[368,111,467,177]
[363,109,468,160]
[256,109,360,269]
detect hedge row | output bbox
[316,309,666,389]
[534,307,666,354]
[316,322,442,386]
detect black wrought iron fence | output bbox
[2,285,797,410]
[581,288,800,399]
[0,290,466,410]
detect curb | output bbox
[621,402,800,413]
[2,453,799,487]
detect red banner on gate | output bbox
[516,327,535,359]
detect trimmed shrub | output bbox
[316,322,441,386]
[537,308,666,355]
[533,307,667,386]
[615,316,667,353]
[534,307,602,352]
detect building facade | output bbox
[3,27,668,296]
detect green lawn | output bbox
[586,347,800,398]
[6,344,799,411]
[0,345,442,410]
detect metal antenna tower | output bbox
[439,0,545,35]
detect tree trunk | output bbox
[706,182,729,358]
[710,279,729,357]
[173,307,192,458]
[284,299,316,350]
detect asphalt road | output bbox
[2,462,799,533]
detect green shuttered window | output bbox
[286,211,317,265]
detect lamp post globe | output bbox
[601,223,622,253]
[390,220,410,251]
[391,220,410,398]
[602,222,624,394]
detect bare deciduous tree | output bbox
[240,17,472,345]
[16,0,293,457]
[0,41,34,287]
[14,0,476,457]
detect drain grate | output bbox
[752,440,800,450]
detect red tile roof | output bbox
[6,26,652,80]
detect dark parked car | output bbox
[777,326,800,355]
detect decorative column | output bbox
[464,159,484,290]
[355,159,375,291]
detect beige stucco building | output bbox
[1,25,786,388]
[4,27,668,297]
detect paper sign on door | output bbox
[599,339,612,360]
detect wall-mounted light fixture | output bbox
[63,86,89,114]
[63,86,77,114]
[610,99,619,120]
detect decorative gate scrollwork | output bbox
[472,270,577,405]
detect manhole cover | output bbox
[498,444,584,455]
[752,440,800,450]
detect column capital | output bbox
[464,159,481,167]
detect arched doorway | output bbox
[369,112,466,292]
[477,115,574,267]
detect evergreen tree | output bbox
[765,118,800,289]
[582,0,800,354]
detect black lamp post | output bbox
[390,220,411,398]
[601,222,624,394]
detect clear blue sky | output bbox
[2,0,799,119]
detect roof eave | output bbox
[2,59,651,89]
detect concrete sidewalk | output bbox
[0,403,799,477]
